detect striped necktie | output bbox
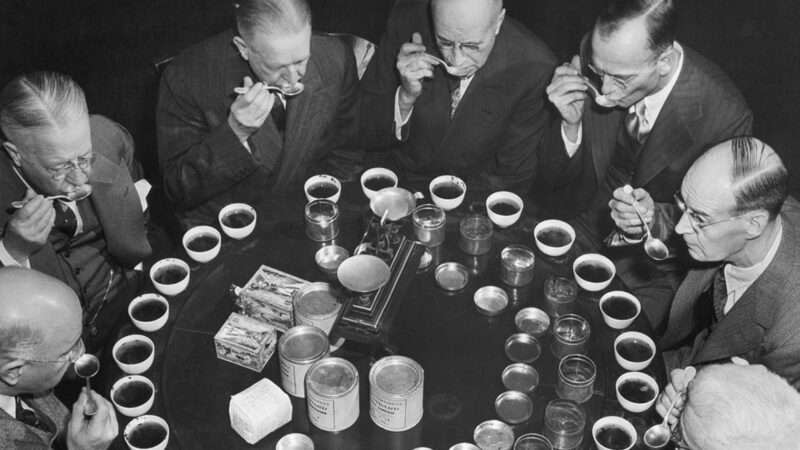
[625,101,650,146]
[449,78,463,119]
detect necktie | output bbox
[449,78,463,119]
[271,97,287,134]
[15,396,44,431]
[54,200,78,237]
[712,265,728,321]
[625,102,650,146]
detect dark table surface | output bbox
[100,182,668,450]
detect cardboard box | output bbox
[214,313,277,372]
[234,265,309,331]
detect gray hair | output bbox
[596,0,677,55]
[0,71,88,141]
[234,0,311,39]
[729,136,788,220]
[0,322,42,359]
[682,364,800,449]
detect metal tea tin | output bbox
[293,282,341,335]
[369,355,424,431]
[278,325,330,398]
[305,357,360,432]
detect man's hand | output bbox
[396,32,437,113]
[66,388,118,450]
[4,189,55,262]
[655,366,696,427]
[609,185,655,237]
[546,56,587,140]
[228,76,277,142]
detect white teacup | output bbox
[592,416,637,450]
[304,174,342,203]
[111,375,155,417]
[486,191,523,228]
[149,258,190,297]
[533,219,575,257]
[572,253,615,292]
[182,225,221,263]
[128,293,169,332]
[615,371,659,413]
[614,331,656,371]
[429,175,466,211]
[218,203,257,239]
[113,334,155,375]
[599,291,641,330]
[361,167,398,199]
[124,414,170,450]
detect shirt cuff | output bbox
[0,240,30,268]
[561,121,583,158]
[394,87,413,141]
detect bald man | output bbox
[359,0,556,194]
[0,267,117,449]
[651,137,800,388]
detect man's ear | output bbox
[744,210,770,239]
[232,36,250,61]
[494,9,506,35]
[0,358,25,387]
[2,141,22,167]
[656,43,677,77]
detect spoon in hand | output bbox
[74,354,100,416]
[623,185,669,261]
[233,83,305,97]
[582,77,614,107]
[425,54,471,77]
[643,366,697,448]
[10,188,92,209]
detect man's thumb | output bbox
[411,32,423,44]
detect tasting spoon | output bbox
[643,366,697,448]
[425,54,471,77]
[10,190,91,209]
[73,354,100,416]
[582,77,615,107]
[623,185,670,261]
[233,83,305,97]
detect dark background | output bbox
[1,0,798,195]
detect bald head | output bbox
[431,0,503,30]
[0,268,82,358]
[430,0,505,77]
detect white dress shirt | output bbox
[393,74,475,140]
[722,218,783,314]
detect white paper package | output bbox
[229,378,292,444]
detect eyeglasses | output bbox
[674,191,745,232]
[578,37,657,92]
[42,153,95,182]
[25,337,85,365]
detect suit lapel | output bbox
[661,265,718,348]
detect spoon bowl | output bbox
[233,82,305,97]
[426,54,472,77]
[74,354,100,416]
[582,77,615,107]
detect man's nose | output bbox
[285,66,303,86]
[675,211,693,235]
[450,45,468,67]
[65,167,90,186]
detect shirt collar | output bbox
[0,393,15,417]
[629,41,684,125]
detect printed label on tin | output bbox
[308,389,359,431]
[370,395,422,431]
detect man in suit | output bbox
[0,268,117,450]
[157,0,361,227]
[0,72,152,351]
[653,137,800,390]
[542,0,752,332]
[359,0,556,194]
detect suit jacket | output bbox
[0,392,68,450]
[0,115,152,283]
[661,197,800,389]
[359,0,557,194]
[157,30,361,227]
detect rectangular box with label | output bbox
[234,265,309,332]
[214,313,277,372]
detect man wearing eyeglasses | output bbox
[0,72,151,351]
[653,137,800,388]
[539,0,752,333]
[359,0,556,194]
[0,267,118,449]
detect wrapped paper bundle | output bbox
[234,265,309,331]
[214,313,277,372]
[229,378,292,444]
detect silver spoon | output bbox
[425,54,472,77]
[623,185,670,261]
[233,82,304,97]
[74,354,100,416]
[582,77,614,107]
[643,366,697,448]
[10,190,91,209]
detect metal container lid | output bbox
[513,433,553,450]
[501,363,540,394]
[276,433,314,450]
[306,357,359,397]
[474,286,509,316]
[293,282,340,318]
[369,355,423,397]
[450,444,480,450]
[505,333,542,363]
[514,307,550,337]
[501,245,535,270]
[495,390,533,425]
[278,325,329,363]
[473,420,515,450]
[315,245,350,271]
[435,262,469,291]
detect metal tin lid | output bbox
[474,286,509,316]
[495,390,533,424]
[514,307,551,337]
[502,363,540,394]
[306,357,359,397]
[293,282,340,319]
[435,262,469,291]
[278,325,329,363]
[505,333,542,363]
[276,433,314,450]
[369,355,423,397]
[315,245,350,272]
[473,420,515,450]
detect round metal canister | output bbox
[279,326,330,398]
[293,282,342,335]
[305,357,359,432]
[369,355,424,431]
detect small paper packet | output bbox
[229,378,292,444]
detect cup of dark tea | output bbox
[111,375,155,417]
[572,253,615,292]
[614,331,656,371]
[128,293,169,332]
[149,258,190,297]
[599,291,641,330]
[360,167,398,199]
[304,174,342,203]
[124,414,170,450]
[218,203,257,239]
[113,334,155,375]
[591,416,637,450]
[429,175,466,211]
[181,225,221,263]
[534,219,575,257]
[615,371,659,413]
[486,191,524,228]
